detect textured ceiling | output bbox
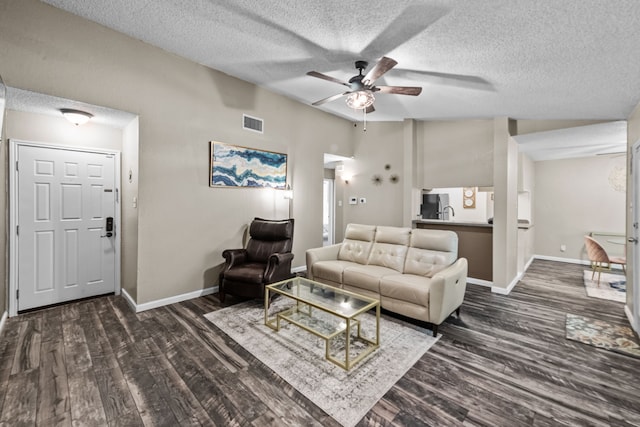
[39,0,640,123]
[6,87,137,129]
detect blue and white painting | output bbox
[210,142,287,188]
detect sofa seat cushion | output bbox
[343,264,397,293]
[379,274,431,307]
[312,260,359,283]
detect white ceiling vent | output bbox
[243,114,264,134]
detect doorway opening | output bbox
[323,178,334,246]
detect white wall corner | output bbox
[625,305,638,334]
[121,289,138,313]
[0,311,8,338]
[491,273,521,295]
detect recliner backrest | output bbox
[246,218,294,263]
[338,224,376,264]
[404,229,458,277]
[368,226,411,272]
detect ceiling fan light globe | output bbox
[346,90,375,110]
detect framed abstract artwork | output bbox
[210,141,287,189]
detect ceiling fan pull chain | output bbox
[363,108,367,132]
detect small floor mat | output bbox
[566,313,640,359]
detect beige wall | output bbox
[492,118,519,289]
[121,118,139,300]
[6,110,123,151]
[534,155,626,261]
[420,119,495,188]
[517,119,609,135]
[338,122,405,227]
[0,0,354,306]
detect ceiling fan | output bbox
[307,57,422,113]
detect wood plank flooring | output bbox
[1,259,639,426]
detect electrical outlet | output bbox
[560,244,566,252]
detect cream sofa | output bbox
[306,224,468,336]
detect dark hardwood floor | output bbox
[1,259,639,426]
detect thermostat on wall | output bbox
[349,197,358,205]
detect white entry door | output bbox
[16,144,118,311]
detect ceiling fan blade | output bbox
[307,71,350,88]
[362,57,398,86]
[376,86,423,96]
[365,105,375,114]
[312,92,350,106]
[394,69,494,91]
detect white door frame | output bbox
[8,139,121,317]
[629,139,640,333]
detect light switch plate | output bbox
[359,197,366,204]
[349,197,358,205]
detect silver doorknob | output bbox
[628,237,638,243]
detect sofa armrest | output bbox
[428,258,468,325]
[305,244,342,280]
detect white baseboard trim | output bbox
[523,256,535,272]
[491,273,521,295]
[122,286,219,313]
[0,311,8,338]
[467,277,493,287]
[533,254,624,270]
[292,265,307,274]
[121,289,138,313]
[534,254,590,266]
[625,304,638,334]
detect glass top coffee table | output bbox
[265,277,380,370]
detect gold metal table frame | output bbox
[265,277,380,370]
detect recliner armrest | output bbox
[427,258,468,325]
[222,249,248,270]
[264,252,295,283]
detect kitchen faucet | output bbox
[439,205,455,218]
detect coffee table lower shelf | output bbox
[265,278,380,371]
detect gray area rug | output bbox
[204,299,439,427]
[583,270,626,303]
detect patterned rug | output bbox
[204,299,439,427]
[566,313,640,359]
[583,270,626,302]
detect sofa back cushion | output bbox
[404,229,458,277]
[337,224,376,264]
[367,226,411,272]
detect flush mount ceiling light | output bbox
[345,90,375,110]
[60,108,93,126]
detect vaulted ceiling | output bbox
[40,0,640,123]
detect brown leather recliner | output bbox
[219,218,294,302]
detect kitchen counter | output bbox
[413,219,533,229]
[414,220,493,281]
[413,219,493,228]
